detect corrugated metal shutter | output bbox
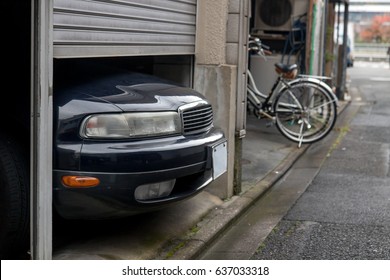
[53,0,197,58]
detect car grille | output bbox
[181,102,214,135]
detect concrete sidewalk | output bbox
[53,100,349,260]
[155,100,350,260]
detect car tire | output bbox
[0,133,29,259]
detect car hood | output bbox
[54,66,206,113]
[95,83,205,112]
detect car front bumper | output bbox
[53,128,226,219]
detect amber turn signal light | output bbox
[62,176,100,188]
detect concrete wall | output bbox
[194,65,236,199]
[194,0,250,199]
[196,0,228,65]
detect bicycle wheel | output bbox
[273,79,337,146]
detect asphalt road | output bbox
[199,61,390,260]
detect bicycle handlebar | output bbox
[248,36,272,57]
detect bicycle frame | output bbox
[247,67,290,120]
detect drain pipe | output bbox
[309,1,318,75]
[335,1,349,100]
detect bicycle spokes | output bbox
[274,80,337,146]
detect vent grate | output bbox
[181,104,214,135]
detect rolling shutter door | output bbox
[53,0,197,58]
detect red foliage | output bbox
[360,14,390,43]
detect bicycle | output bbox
[246,37,338,148]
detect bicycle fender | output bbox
[280,77,339,105]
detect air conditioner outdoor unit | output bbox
[253,0,308,34]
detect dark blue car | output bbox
[52,61,227,219]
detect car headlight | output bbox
[80,112,181,139]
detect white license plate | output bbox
[212,141,227,180]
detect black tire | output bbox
[273,79,337,145]
[0,133,29,259]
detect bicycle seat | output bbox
[274,63,298,79]
[275,63,298,72]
